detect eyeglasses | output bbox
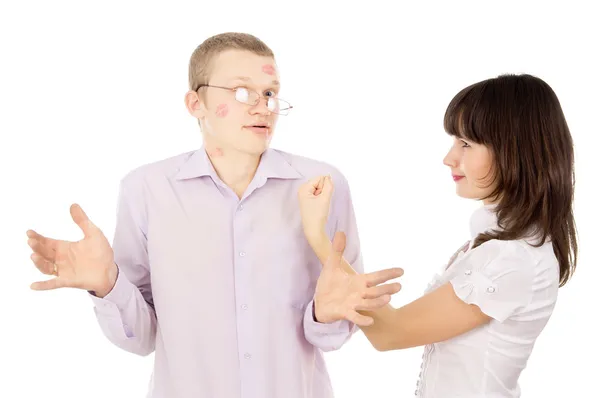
[196,84,293,116]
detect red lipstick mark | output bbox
[215,104,229,118]
[207,147,223,157]
[262,64,275,75]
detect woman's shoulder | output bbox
[476,237,555,262]
[470,239,534,264]
[468,238,559,283]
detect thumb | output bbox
[324,231,346,270]
[70,203,95,237]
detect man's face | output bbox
[187,49,283,156]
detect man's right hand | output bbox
[313,231,404,326]
[26,203,118,297]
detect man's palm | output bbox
[27,204,116,292]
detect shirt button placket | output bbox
[233,200,252,396]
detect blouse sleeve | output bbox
[449,241,536,322]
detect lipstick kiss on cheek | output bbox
[262,64,276,75]
[215,104,229,118]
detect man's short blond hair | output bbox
[188,32,274,91]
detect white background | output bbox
[2,1,599,397]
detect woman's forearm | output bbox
[306,232,492,352]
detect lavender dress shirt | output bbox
[88,146,363,398]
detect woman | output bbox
[298,73,577,397]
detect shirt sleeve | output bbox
[88,171,157,356]
[303,171,364,351]
[449,241,536,322]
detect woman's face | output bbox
[443,136,497,203]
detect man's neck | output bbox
[205,143,262,199]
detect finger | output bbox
[30,277,67,291]
[26,230,59,252]
[30,253,56,275]
[27,237,56,262]
[314,176,325,195]
[365,267,405,287]
[323,231,346,271]
[307,176,322,189]
[320,175,334,197]
[346,310,374,327]
[363,282,402,299]
[298,176,323,197]
[355,295,392,311]
[332,231,346,252]
[70,203,95,237]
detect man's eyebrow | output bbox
[229,76,251,82]
[228,76,280,87]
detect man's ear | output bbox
[184,90,207,120]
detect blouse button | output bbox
[487,286,496,293]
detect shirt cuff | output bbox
[88,265,135,315]
[303,299,350,335]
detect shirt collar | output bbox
[175,146,302,181]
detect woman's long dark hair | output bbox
[444,74,577,286]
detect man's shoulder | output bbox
[272,148,349,184]
[119,150,197,185]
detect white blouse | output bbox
[415,205,560,397]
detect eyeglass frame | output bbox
[195,84,293,116]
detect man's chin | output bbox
[249,136,273,152]
[237,142,270,157]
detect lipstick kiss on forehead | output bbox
[215,104,229,118]
[262,64,276,75]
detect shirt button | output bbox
[464,269,472,275]
[239,251,246,257]
[241,304,248,310]
[244,353,252,359]
[487,286,496,293]
[238,204,244,210]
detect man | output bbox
[26,32,402,398]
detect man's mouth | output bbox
[245,124,271,135]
